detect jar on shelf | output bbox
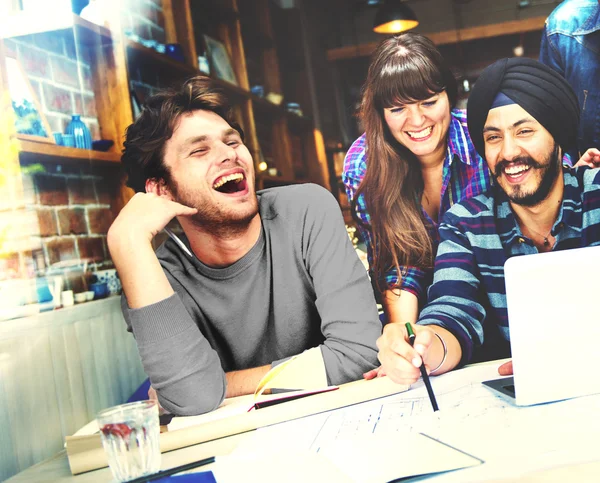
[65,114,92,150]
[251,85,265,98]
[285,102,303,117]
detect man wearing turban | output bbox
[374,58,600,384]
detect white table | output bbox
[8,360,600,482]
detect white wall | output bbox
[0,297,147,481]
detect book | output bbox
[65,349,408,475]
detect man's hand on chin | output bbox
[108,192,197,246]
[498,360,513,376]
[107,192,198,309]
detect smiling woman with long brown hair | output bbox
[343,33,491,374]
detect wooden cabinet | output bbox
[1,15,126,162]
[0,0,329,281]
[190,0,328,190]
[0,0,328,191]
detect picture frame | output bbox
[129,82,152,110]
[203,35,238,86]
[130,86,143,120]
[130,82,152,119]
[131,92,142,119]
[5,56,54,144]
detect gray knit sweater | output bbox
[122,184,380,415]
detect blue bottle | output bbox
[65,114,92,149]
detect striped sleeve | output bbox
[581,167,600,242]
[417,215,486,366]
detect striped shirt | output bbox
[418,167,600,365]
[342,110,491,300]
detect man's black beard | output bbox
[492,143,561,207]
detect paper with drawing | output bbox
[234,362,600,482]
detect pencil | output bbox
[124,456,216,483]
[405,322,439,412]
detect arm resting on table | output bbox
[300,186,381,384]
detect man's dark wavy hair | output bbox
[122,76,244,193]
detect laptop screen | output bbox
[503,245,600,406]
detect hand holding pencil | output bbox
[405,323,439,411]
[375,322,446,393]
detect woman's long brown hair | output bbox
[353,33,457,293]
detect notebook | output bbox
[483,245,600,406]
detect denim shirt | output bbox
[540,0,600,160]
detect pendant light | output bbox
[373,0,419,34]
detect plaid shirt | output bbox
[342,110,491,301]
[419,167,600,365]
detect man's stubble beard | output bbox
[171,184,260,238]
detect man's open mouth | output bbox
[212,172,248,194]
[499,161,532,182]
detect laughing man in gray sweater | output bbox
[108,76,381,416]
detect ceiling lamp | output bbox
[373,0,419,34]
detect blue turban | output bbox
[467,57,580,158]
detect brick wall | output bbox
[4,34,100,140]
[3,0,168,136]
[0,3,165,284]
[1,30,108,283]
[0,160,120,283]
[122,0,171,106]
[28,162,114,266]
[120,0,166,44]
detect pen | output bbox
[164,227,194,259]
[125,456,216,483]
[405,322,439,412]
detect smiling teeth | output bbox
[407,126,432,139]
[213,173,244,189]
[504,165,530,175]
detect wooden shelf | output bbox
[286,112,313,132]
[70,15,113,44]
[0,13,112,45]
[211,77,252,101]
[125,39,197,77]
[327,16,547,61]
[243,32,274,50]
[251,96,284,116]
[192,0,328,190]
[4,0,326,192]
[125,41,257,102]
[250,97,313,133]
[17,139,121,164]
[192,2,239,25]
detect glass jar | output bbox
[65,114,92,149]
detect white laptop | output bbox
[483,245,600,406]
